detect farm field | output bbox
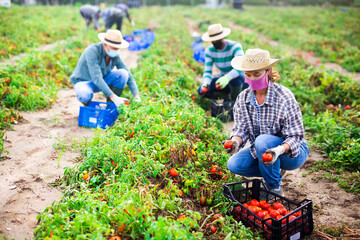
[1,5,360,240]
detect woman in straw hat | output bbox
[225,49,309,196]
[70,29,141,107]
[198,23,248,101]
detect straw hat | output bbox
[231,48,280,71]
[202,23,231,42]
[98,29,129,49]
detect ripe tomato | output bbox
[216,83,221,90]
[200,196,207,206]
[262,152,273,162]
[278,208,287,216]
[118,224,126,232]
[210,165,218,173]
[272,202,284,210]
[285,210,292,216]
[267,207,275,213]
[210,225,216,234]
[345,105,351,109]
[270,210,280,218]
[201,87,208,94]
[83,173,89,181]
[169,168,178,177]
[212,214,223,222]
[260,202,271,210]
[124,101,130,106]
[257,210,268,219]
[289,215,296,222]
[191,96,196,101]
[250,199,260,207]
[177,215,186,220]
[276,215,283,220]
[109,236,121,240]
[223,140,233,149]
[293,211,301,217]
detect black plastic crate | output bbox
[210,100,235,122]
[223,179,313,240]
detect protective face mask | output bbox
[212,40,224,50]
[106,49,119,58]
[245,71,269,91]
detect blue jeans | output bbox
[197,74,248,100]
[227,134,309,189]
[73,69,128,104]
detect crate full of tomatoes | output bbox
[223,179,313,240]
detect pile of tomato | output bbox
[231,199,305,239]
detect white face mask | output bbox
[106,49,119,58]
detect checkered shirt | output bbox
[231,82,305,159]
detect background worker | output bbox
[70,30,141,107]
[101,7,127,31]
[115,3,135,27]
[198,23,248,101]
[225,49,309,196]
[79,5,101,31]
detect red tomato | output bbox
[250,199,260,207]
[201,87,208,94]
[293,211,301,217]
[210,165,218,173]
[285,210,292,216]
[267,207,275,213]
[270,210,280,219]
[273,202,284,210]
[257,210,268,219]
[345,105,351,110]
[223,140,234,149]
[191,96,196,101]
[216,83,221,90]
[169,168,178,177]
[200,196,207,206]
[289,215,296,222]
[260,202,271,210]
[278,208,287,216]
[177,215,186,220]
[262,152,273,162]
[212,214,223,222]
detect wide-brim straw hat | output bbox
[231,48,280,71]
[202,23,231,42]
[98,29,129,49]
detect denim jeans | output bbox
[197,74,248,100]
[73,69,128,104]
[227,134,309,189]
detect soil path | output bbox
[227,22,360,83]
[0,48,139,240]
[186,17,360,233]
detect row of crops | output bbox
[0,5,359,239]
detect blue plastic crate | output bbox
[78,101,119,129]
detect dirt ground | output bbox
[0,48,139,240]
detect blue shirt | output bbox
[70,42,139,97]
[100,7,124,24]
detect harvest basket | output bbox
[78,101,118,129]
[210,100,235,122]
[223,179,313,240]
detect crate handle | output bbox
[222,184,237,202]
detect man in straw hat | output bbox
[70,29,141,107]
[198,23,248,101]
[224,48,309,196]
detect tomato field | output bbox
[1,4,360,240]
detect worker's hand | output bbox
[134,96,141,102]
[200,82,210,94]
[261,145,285,166]
[215,75,231,89]
[131,20,135,27]
[222,139,240,155]
[110,95,130,107]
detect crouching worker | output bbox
[225,49,309,196]
[198,23,248,101]
[70,30,141,107]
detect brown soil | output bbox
[0,48,139,240]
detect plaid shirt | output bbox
[231,82,305,159]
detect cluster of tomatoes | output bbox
[210,165,227,180]
[233,199,301,226]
